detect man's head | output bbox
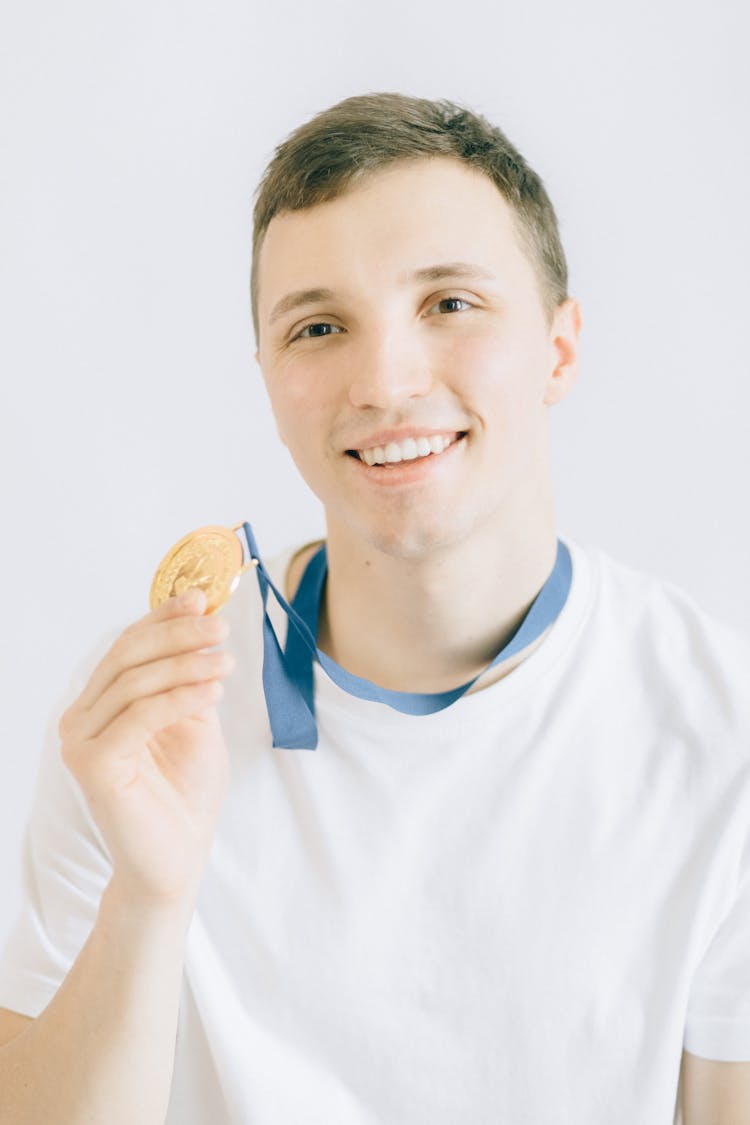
[251,93,581,560]
[250,92,569,348]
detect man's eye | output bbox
[427,296,472,315]
[292,322,344,341]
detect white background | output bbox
[1,0,748,949]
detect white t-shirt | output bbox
[2,534,750,1124]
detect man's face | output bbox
[254,156,581,559]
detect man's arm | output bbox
[680,1048,750,1124]
[0,1008,32,1045]
[0,879,191,1125]
[0,586,233,1123]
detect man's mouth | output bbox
[346,431,468,467]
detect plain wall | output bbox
[1,0,748,948]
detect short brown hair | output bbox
[251,92,569,346]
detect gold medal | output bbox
[149,521,257,615]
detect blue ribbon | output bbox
[242,521,572,751]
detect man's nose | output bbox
[346,329,435,409]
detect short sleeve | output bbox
[684,846,750,1061]
[0,629,119,1018]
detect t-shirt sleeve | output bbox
[0,629,119,1018]
[683,840,750,1062]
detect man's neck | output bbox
[314,508,559,696]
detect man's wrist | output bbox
[99,877,197,945]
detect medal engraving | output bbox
[150,523,252,614]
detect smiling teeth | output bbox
[359,433,457,466]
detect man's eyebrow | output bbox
[407,262,497,285]
[269,287,336,327]
[267,262,497,327]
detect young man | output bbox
[0,93,749,1124]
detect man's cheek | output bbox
[283,420,326,475]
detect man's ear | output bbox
[543,298,582,406]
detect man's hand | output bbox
[58,587,235,910]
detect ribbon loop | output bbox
[242,522,572,751]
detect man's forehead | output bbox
[257,162,521,322]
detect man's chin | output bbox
[323,487,480,561]
[353,518,467,562]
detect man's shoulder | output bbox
[585,540,746,640]
[572,536,750,714]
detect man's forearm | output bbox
[0,880,193,1125]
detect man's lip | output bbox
[345,428,468,453]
